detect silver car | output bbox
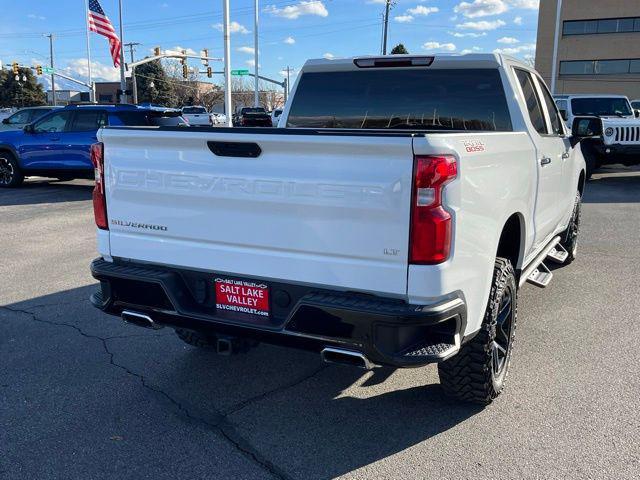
[0,106,61,131]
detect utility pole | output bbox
[382,0,392,55]
[550,0,563,94]
[46,34,56,106]
[125,42,141,104]
[117,0,127,103]
[254,0,259,107]
[222,0,233,126]
[84,0,94,102]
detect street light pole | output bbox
[117,0,127,103]
[550,0,563,94]
[125,42,140,104]
[254,0,259,107]
[46,34,56,106]
[222,0,233,126]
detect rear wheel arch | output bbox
[496,213,525,274]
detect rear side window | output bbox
[73,110,108,131]
[515,69,547,135]
[112,111,186,127]
[286,68,513,131]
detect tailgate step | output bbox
[546,245,569,264]
[526,262,553,288]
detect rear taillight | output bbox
[409,155,457,264]
[91,142,108,230]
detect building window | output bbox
[99,94,113,102]
[560,59,640,75]
[563,17,640,36]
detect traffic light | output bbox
[12,62,19,75]
[36,65,43,75]
[182,64,188,78]
[207,66,212,78]
[154,46,161,56]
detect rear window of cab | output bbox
[286,68,513,131]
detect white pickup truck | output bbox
[90,54,593,404]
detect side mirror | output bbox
[2,118,9,124]
[570,116,602,147]
[23,124,34,134]
[635,110,640,118]
[559,109,568,121]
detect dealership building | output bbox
[535,0,640,99]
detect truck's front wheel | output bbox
[438,258,517,404]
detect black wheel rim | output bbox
[491,287,513,379]
[0,157,13,185]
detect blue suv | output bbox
[0,104,185,187]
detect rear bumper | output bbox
[90,258,467,367]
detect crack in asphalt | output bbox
[1,304,324,480]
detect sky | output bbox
[0,0,539,92]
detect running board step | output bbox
[546,245,569,264]
[526,262,553,288]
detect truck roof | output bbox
[301,53,529,72]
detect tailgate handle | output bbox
[207,141,261,158]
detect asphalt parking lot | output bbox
[1,167,639,480]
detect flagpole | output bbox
[222,0,232,126]
[118,0,127,103]
[84,0,94,102]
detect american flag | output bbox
[88,0,122,68]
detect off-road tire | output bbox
[0,153,24,188]
[175,328,217,348]
[438,258,518,404]
[559,192,581,265]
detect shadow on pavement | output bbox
[3,285,481,479]
[583,165,640,204]
[0,180,93,207]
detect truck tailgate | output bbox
[99,128,415,297]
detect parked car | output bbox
[210,112,227,125]
[0,104,186,187]
[0,106,61,131]
[555,94,640,177]
[271,108,283,126]
[181,106,212,126]
[90,54,589,404]
[233,107,272,127]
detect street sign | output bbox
[231,69,249,76]
[42,66,54,74]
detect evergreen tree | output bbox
[134,60,176,107]
[391,44,409,55]
[0,68,46,107]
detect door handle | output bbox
[561,151,570,159]
[540,157,552,166]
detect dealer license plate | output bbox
[214,278,270,318]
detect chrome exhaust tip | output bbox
[121,310,163,330]
[321,347,373,370]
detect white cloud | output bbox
[456,19,506,30]
[264,1,328,20]
[508,0,538,9]
[64,59,120,82]
[493,42,535,55]
[461,46,482,54]
[422,42,457,52]
[454,0,508,18]
[245,59,260,67]
[322,52,335,59]
[237,46,255,54]
[448,31,487,37]
[497,36,519,44]
[27,13,46,20]
[283,36,296,44]
[513,16,523,25]
[164,46,197,56]
[395,15,414,23]
[213,21,249,34]
[407,5,439,16]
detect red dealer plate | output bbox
[215,278,270,318]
